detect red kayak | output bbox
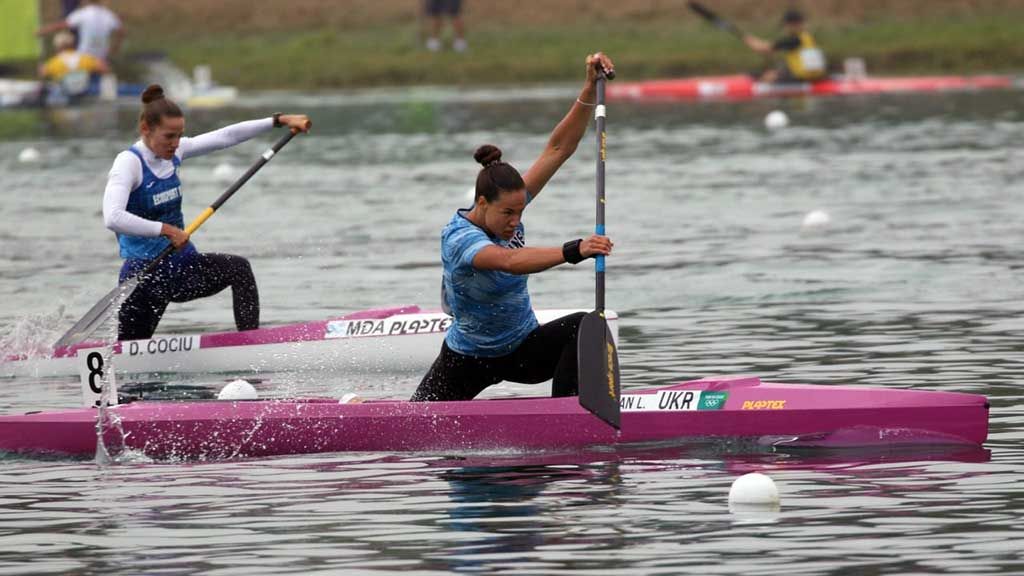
[606,74,1015,102]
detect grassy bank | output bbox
[42,0,1024,88]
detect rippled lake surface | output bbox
[1,86,1023,574]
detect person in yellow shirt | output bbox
[743,9,826,83]
[38,30,109,98]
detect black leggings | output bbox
[118,252,259,341]
[411,312,585,402]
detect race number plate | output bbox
[78,347,119,407]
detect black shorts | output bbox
[425,0,462,16]
[411,312,585,401]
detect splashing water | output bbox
[0,306,67,359]
[92,345,123,466]
[88,305,125,466]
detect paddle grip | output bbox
[594,62,615,81]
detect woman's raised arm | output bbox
[523,52,614,199]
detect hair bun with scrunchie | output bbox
[474,144,503,168]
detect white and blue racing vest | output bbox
[118,148,185,260]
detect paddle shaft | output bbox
[134,129,299,280]
[576,65,621,430]
[594,72,608,311]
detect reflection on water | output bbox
[2,87,1024,573]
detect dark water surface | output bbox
[1,87,1023,574]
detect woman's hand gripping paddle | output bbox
[53,124,310,350]
[578,66,621,430]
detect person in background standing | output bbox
[38,0,124,62]
[424,0,467,53]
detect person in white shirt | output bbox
[104,84,311,340]
[38,0,125,62]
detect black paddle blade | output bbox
[578,311,621,429]
[687,1,718,21]
[687,1,743,36]
[52,276,139,349]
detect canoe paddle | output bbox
[53,125,309,350]
[688,1,745,38]
[578,65,621,430]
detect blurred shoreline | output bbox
[21,0,1024,90]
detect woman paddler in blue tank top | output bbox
[411,53,616,402]
[102,84,311,341]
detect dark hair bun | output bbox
[474,144,502,167]
[141,84,166,104]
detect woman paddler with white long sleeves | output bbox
[411,53,615,402]
[103,84,311,341]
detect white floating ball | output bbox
[213,162,235,180]
[764,110,789,130]
[218,379,258,400]
[18,147,41,163]
[802,209,831,229]
[729,472,780,506]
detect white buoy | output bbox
[465,187,476,203]
[18,147,41,163]
[764,110,789,130]
[218,379,258,400]
[339,392,364,404]
[729,472,780,506]
[802,209,831,229]
[213,162,235,180]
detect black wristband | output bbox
[272,113,283,128]
[562,239,584,264]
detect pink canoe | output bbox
[607,74,1015,102]
[0,376,988,460]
